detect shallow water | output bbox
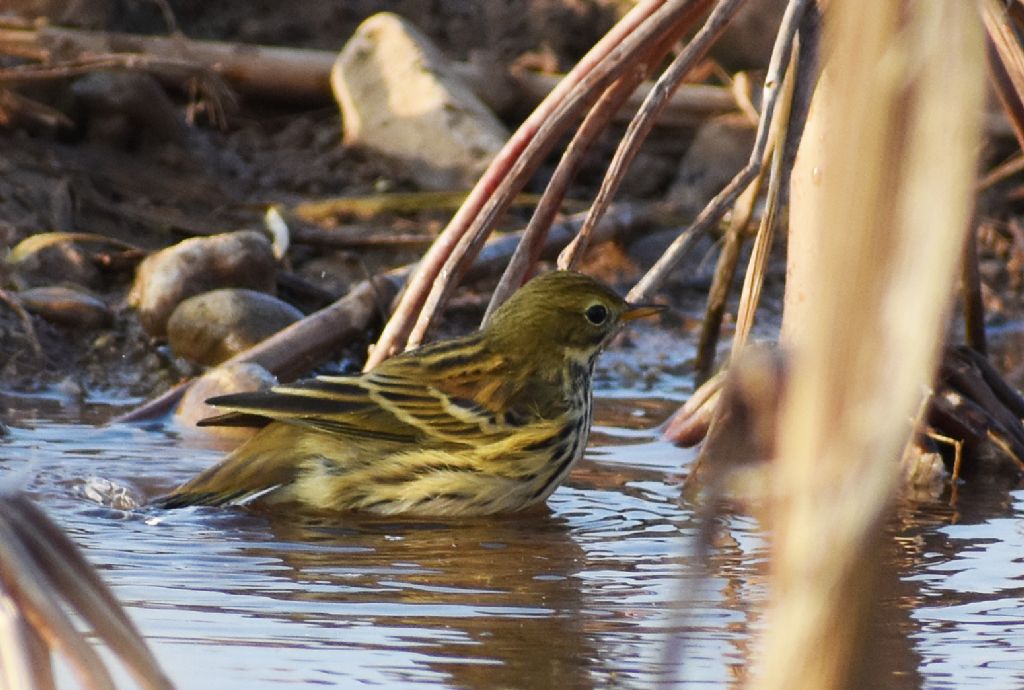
[2,357,1024,689]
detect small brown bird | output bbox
[157,271,661,515]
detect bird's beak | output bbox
[621,303,665,322]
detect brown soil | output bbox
[3,0,1023,409]
[0,1,668,402]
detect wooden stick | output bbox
[117,203,656,422]
[0,25,736,117]
[116,274,400,423]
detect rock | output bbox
[666,113,756,216]
[167,288,303,366]
[17,286,113,329]
[332,12,509,190]
[899,447,947,502]
[627,228,718,289]
[617,149,679,200]
[175,362,277,440]
[7,232,103,290]
[71,71,186,147]
[79,476,142,510]
[295,252,364,298]
[129,231,276,337]
[295,246,421,298]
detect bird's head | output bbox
[483,271,663,369]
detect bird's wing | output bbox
[159,364,514,509]
[196,364,512,446]
[197,376,421,443]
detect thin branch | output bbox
[559,0,748,270]
[363,0,675,368]
[629,0,811,303]
[482,62,651,323]
[384,0,714,361]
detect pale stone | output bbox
[331,12,509,190]
[175,362,277,442]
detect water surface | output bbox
[2,359,1023,689]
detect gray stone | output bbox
[129,231,276,337]
[667,113,756,216]
[167,288,303,366]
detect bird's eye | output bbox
[585,304,609,325]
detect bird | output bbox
[156,270,662,516]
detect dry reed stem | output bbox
[0,596,38,690]
[961,224,987,354]
[693,154,767,383]
[2,499,172,690]
[977,152,1024,190]
[396,0,713,358]
[0,495,174,689]
[484,10,701,320]
[0,520,116,690]
[558,0,748,271]
[731,44,799,357]
[363,0,687,369]
[482,64,650,323]
[629,0,810,303]
[754,3,984,690]
[981,0,1024,152]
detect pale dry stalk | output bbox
[755,3,984,690]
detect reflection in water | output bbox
[1,391,1024,689]
[891,481,1024,690]
[252,513,595,690]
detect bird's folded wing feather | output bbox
[158,347,521,508]
[196,368,507,446]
